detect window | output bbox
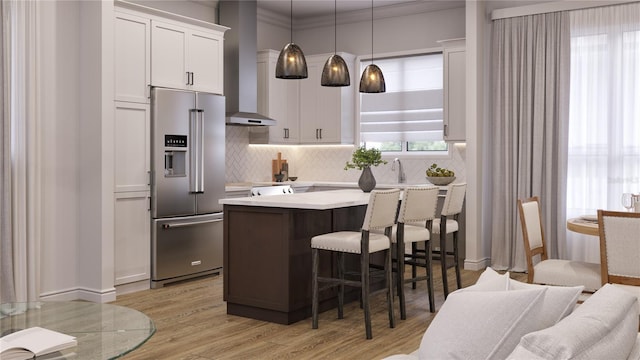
[566,3,640,261]
[359,52,447,154]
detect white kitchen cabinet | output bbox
[299,53,356,144]
[115,11,150,103]
[114,101,150,193]
[441,38,466,142]
[257,50,300,144]
[114,191,150,285]
[151,20,224,94]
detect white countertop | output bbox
[219,189,371,210]
[224,181,445,193]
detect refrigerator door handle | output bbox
[162,218,223,229]
[189,109,205,194]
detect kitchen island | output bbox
[220,189,378,324]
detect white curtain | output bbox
[567,2,640,263]
[0,0,41,303]
[490,12,571,271]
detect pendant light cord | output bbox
[334,0,337,54]
[290,0,293,43]
[371,0,374,64]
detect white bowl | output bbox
[426,176,456,186]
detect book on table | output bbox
[0,326,77,360]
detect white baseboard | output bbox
[464,257,491,271]
[116,280,150,296]
[40,286,117,303]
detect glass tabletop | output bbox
[1,301,155,359]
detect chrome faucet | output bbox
[392,158,406,184]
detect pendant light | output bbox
[321,0,350,87]
[359,0,385,93]
[276,0,308,79]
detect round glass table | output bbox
[1,301,155,359]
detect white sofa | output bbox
[384,268,640,360]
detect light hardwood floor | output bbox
[113,267,523,360]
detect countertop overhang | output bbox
[219,189,371,210]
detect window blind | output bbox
[360,53,444,143]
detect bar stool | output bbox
[393,186,439,318]
[311,189,401,340]
[431,182,467,298]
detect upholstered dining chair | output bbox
[431,182,467,298]
[392,186,439,318]
[311,188,401,340]
[517,196,601,292]
[597,210,640,309]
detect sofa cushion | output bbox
[464,268,582,328]
[508,278,583,328]
[507,284,640,360]
[461,266,510,291]
[418,288,547,360]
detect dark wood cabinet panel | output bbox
[223,204,369,324]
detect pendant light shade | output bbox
[321,0,350,87]
[360,0,385,93]
[359,64,385,93]
[276,0,308,79]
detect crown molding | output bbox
[258,1,464,31]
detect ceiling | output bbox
[256,0,464,19]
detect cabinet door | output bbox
[443,47,466,142]
[115,191,151,285]
[299,61,322,143]
[257,51,299,143]
[115,12,150,103]
[188,29,224,94]
[151,20,188,90]
[114,102,150,193]
[299,58,344,143]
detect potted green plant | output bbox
[344,146,387,192]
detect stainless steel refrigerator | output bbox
[150,87,225,288]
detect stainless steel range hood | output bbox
[219,1,275,126]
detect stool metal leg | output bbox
[453,231,461,289]
[425,239,435,313]
[439,216,449,298]
[311,248,319,329]
[337,252,344,319]
[396,224,406,320]
[361,232,372,340]
[386,246,396,328]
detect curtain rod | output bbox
[491,0,639,20]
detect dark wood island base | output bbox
[223,203,376,324]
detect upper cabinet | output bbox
[115,11,150,103]
[257,50,300,144]
[299,54,356,144]
[257,50,356,145]
[151,20,224,94]
[441,38,466,142]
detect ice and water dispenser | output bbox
[164,135,187,177]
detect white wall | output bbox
[38,0,81,298]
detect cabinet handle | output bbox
[319,128,322,139]
[284,128,289,139]
[315,129,319,139]
[186,72,190,86]
[444,124,448,137]
[190,72,194,85]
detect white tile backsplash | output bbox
[225,126,466,185]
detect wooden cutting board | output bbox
[272,159,287,181]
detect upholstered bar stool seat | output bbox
[391,186,439,318]
[312,231,391,254]
[431,183,467,298]
[311,189,401,340]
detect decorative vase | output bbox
[358,166,376,193]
